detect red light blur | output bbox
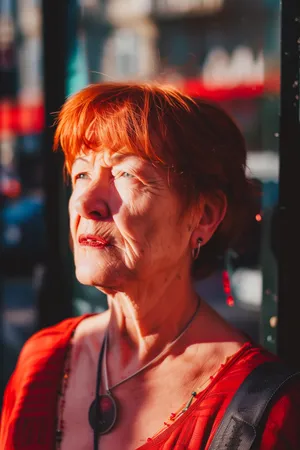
[222,271,235,307]
[226,296,235,307]
[222,271,231,294]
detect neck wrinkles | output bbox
[105,265,200,368]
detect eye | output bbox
[121,172,134,178]
[73,172,89,183]
[112,170,135,179]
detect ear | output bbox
[191,191,227,247]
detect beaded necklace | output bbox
[55,332,74,449]
[146,356,233,443]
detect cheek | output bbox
[110,183,138,213]
[68,200,74,223]
[68,195,80,235]
[114,197,180,255]
[68,192,76,215]
[112,193,153,232]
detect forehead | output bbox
[73,148,136,165]
[71,148,155,172]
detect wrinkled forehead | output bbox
[71,146,152,169]
[56,91,181,174]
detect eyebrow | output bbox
[72,152,151,171]
[111,154,157,176]
[110,152,137,164]
[73,152,133,165]
[73,156,89,165]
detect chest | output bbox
[58,350,209,450]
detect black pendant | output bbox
[88,393,117,435]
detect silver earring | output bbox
[192,237,203,260]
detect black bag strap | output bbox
[208,360,300,450]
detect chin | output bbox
[75,263,127,292]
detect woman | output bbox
[1,83,300,450]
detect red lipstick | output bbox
[78,234,109,248]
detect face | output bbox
[69,149,196,292]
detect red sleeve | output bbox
[259,381,300,449]
[0,315,89,450]
[0,328,52,448]
[0,373,17,448]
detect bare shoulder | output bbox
[74,309,110,336]
[71,310,110,364]
[195,300,249,345]
[180,299,249,381]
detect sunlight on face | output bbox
[69,150,194,292]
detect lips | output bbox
[78,234,109,248]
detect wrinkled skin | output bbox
[69,150,223,298]
[59,149,247,450]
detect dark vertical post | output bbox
[277,0,300,366]
[0,0,18,399]
[0,194,4,400]
[38,0,73,328]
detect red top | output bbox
[1,315,300,450]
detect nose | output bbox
[74,181,110,220]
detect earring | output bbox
[192,237,203,260]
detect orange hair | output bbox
[54,83,195,173]
[54,82,255,278]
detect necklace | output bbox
[88,297,201,441]
[147,353,237,443]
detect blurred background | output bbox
[1,0,298,399]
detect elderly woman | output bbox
[1,83,300,450]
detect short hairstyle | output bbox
[54,82,255,279]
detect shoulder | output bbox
[66,310,110,366]
[197,344,277,421]
[217,342,278,385]
[18,314,92,367]
[201,345,300,449]
[223,345,300,449]
[7,314,94,390]
[72,310,110,342]
[0,314,93,447]
[216,344,300,449]
[259,372,300,449]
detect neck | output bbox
[105,265,199,367]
